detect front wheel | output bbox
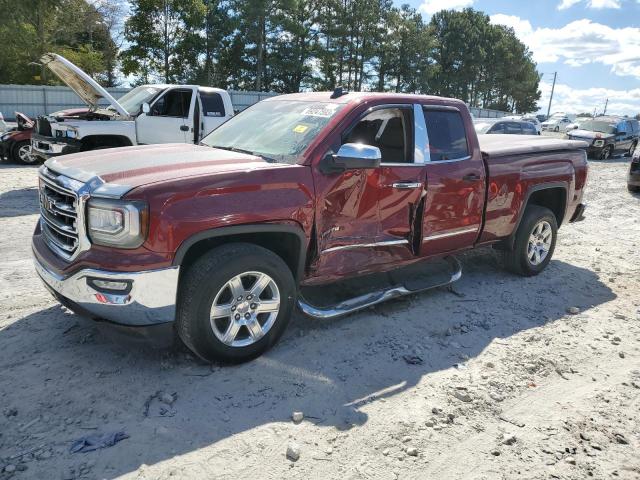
[176,243,296,363]
[599,145,613,160]
[12,140,38,165]
[503,206,558,276]
[554,126,559,132]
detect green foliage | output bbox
[0,0,119,86]
[0,0,541,112]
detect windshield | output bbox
[110,86,163,115]
[578,120,617,134]
[474,121,496,134]
[201,100,345,164]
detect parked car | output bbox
[503,115,542,134]
[1,110,90,164]
[474,118,539,135]
[541,113,576,132]
[33,90,588,363]
[566,116,639,160]
[536,114,547,123]
[627,143,640,192]
[0,112,9,133]
[31,53,235,162]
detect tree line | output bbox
[0,0,541,113]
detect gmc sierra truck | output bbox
[33,90,588,363]
[31,53,234,162]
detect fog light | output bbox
[90,279,130,291]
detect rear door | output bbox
[419,106,485,255]
[198,89,229,140]
[505,122,523,135]
[136,88,194,144]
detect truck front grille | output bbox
[38,170,79,259]
[36,117,52,136]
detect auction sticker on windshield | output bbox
[301,103,341,118]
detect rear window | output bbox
[423,109,469,161]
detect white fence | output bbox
[0,84,507,120]
[0,85,277,119]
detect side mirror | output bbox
[142,102,150,114]
[322,143,381,173]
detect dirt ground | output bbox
[0,156,638,480]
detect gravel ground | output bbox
[0,156,638,480]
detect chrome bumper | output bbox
[34,256,180,326]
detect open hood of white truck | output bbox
[40,53,129,118]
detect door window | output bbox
[505,122,522,134]
[522,123,537,135]
[151,89,193,118]
[343,107,411,163]
[423,109,469,160]
[200,91,226,117]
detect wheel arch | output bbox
[173,224,308,281]
[497,182,568,251]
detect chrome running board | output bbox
[298,256,462,320]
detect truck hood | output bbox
[40,53,128,118]
[44,144,288,197]
[567,129,613,141]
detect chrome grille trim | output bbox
[38,166,91,261]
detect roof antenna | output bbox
[330,86,348,99]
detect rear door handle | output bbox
[180,125,189,131]
[391,182,422,189]
[462,173,481,182]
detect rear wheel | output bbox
[12,140,38,165]
[176,243,296,363]
[626,141,637,157]
[503,205,558,276]
[628,184,640,193]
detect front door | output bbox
[419,106,485,255]
[312,104,424,281]
[136,88,194,144]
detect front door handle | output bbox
[180,125,189,131]
[462,173,480,182]
[391,182,422,189]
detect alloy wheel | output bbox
[209,271,280,347]
[527,220,553,266]
[18,144,36,164]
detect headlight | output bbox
[87,198,148,248]
[65,127,79,139]
[593,139,605,148]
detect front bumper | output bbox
[33,252,180,327]
[31,133,81,160]
[586,145,605,158]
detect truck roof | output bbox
[263,91,467,108]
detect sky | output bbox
[404,0,640,116]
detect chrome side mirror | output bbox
[141,102,150,114]
[323,143,382,173]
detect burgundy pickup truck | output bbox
[33,91,588,362]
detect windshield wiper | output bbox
[207,145,277,163]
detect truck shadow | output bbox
[0,249,615,478]
[0,186,39,218]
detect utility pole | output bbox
[546,72,557,119]
[603,98,608,116]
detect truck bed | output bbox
[478,134,588,158]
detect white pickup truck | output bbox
[32,53,234,161]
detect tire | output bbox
[503,205,558,277]
[554,126,559,132]
[626,141,637,158]
[628,184,640,193]
[599,145,613,160]
[12,140,38,165]
[176,243,296,363]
